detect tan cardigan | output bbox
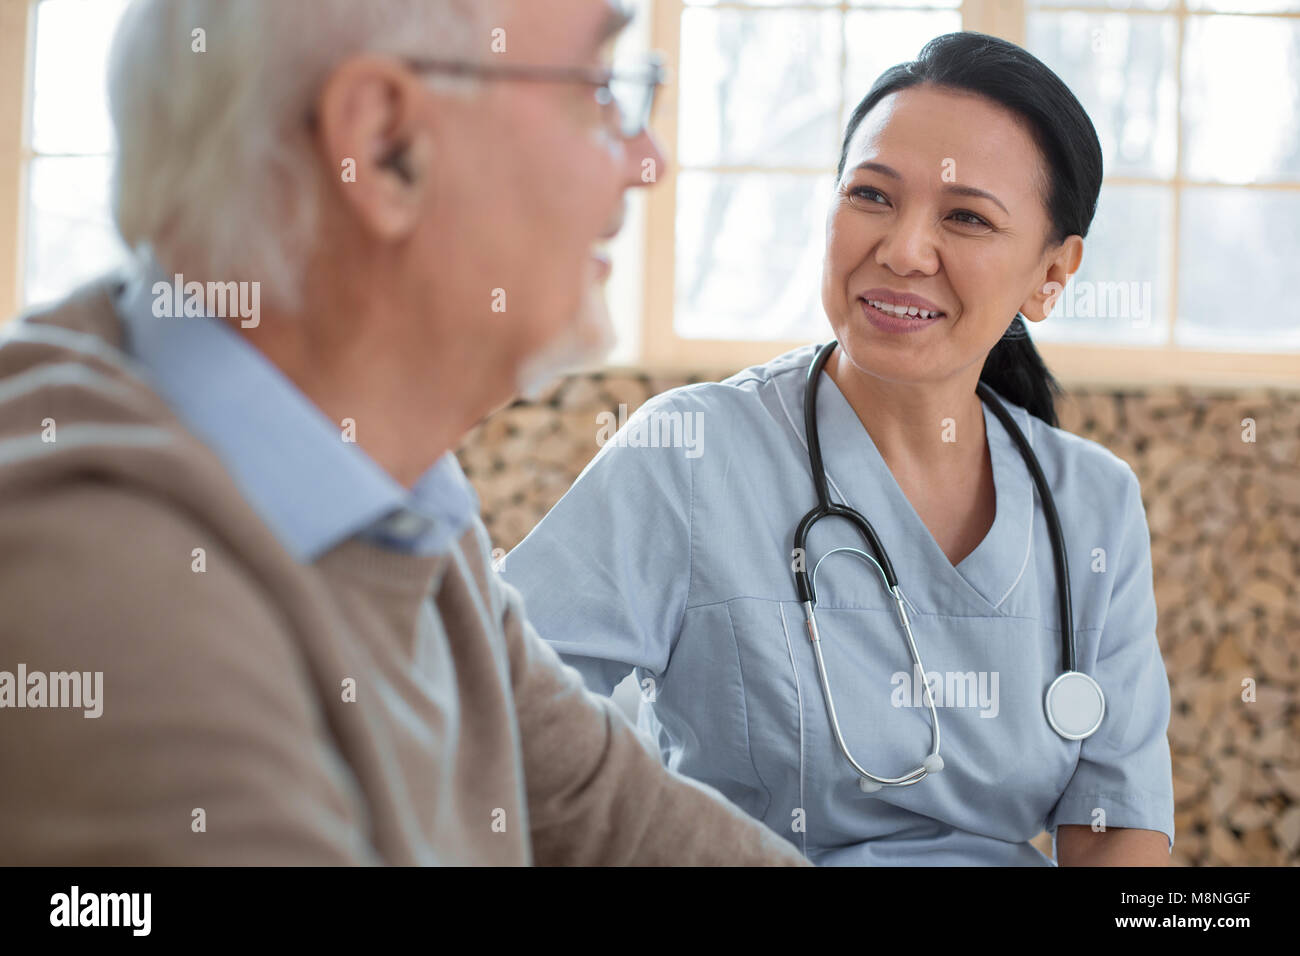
[0,278,810,866]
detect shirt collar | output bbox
[112,256,477,563]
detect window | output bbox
[1026,0,1300,354]
[640,0,1300,384]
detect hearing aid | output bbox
[379,144,414,184]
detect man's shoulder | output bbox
[3,272,133,352]
[0,480,276,605]
[0,478,314,705]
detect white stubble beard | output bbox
[514,259,616,401]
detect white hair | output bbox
[107,0,498,310]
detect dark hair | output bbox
[836,31,1104,428]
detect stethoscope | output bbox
[793,341,1105,793]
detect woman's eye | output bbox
[844,189,990,227]
[848,186,886,205]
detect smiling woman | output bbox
[503,30,1177,867]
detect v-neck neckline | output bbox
[806,367,1035,616]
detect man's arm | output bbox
[0,486,378,865]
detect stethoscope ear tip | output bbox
[922,753,944,774]
[858,778,883,793]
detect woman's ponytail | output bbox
[978,313,1065,428]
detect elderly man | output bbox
[0,0,809,866]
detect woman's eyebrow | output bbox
[851,160,1009,215]
[942,183,1009,215]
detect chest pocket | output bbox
[777,600,1081,844]
[796,604,939,785]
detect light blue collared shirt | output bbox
[111,262,477,563]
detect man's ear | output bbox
[312,55,435,240]
[1020,234,1083,322]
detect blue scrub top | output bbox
[502,344,1175,865]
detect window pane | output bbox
[678,9,843,167]
[23,156,130,309]
[30,0,131,155]
[1177,188,1300,350]
[684,0,961,7]
[1026,12,1178,179]
[1030,185,1172,346]
[842,9,964,131]
[685,0,961,6]
[1181,16,1300,183]
[849,0,961,8]
[1031,0,1172,9]
[674,171,831,340]
[1186,0,1300,12]
[685,0,836,5]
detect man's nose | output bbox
[625,128,669,189]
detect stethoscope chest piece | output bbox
[1044,670,1105,740]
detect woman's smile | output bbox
[860,297,947,333]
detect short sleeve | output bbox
[500,391,695,696]
[1046,466,1176,853]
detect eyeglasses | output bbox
[404,53,670,139]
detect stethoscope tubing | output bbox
[974,377,1076,673]
[793,340,1081,788]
